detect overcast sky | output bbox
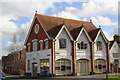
[0,0,119,58]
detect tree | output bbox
[8,28,26,74]
[11,50,26,74]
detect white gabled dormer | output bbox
[76,27,92,60]
[94,29,108,60]
[110,41,119,64]
[55,24,73,60]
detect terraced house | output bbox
[25,14,110,77]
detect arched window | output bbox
[97,41,102,50]
[27,43,30,52]
[45,39,48,49]
[56,59,71,75]
[94,59,106,73]
[59,38,66,49]
[77,41,87,50]
[32,39,37,52]
[39,40,43,50]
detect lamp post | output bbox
[106,69,108,79]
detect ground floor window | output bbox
[40,59,49,73]
[94,59,106,73]
[55,59,71,75]
[27,60,30,70]
[76,59,89,74]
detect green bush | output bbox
[11,71,19,75]
[19,69,25,75]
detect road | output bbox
[6,73,120,80]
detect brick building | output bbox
[2,49,26,74]
[25,14,110,77]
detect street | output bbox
[6,73,120,80]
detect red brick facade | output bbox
[26,18,49,52]
[2,50,26,75]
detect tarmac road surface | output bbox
[6,73,120,80]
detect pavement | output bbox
[6,73,120,80]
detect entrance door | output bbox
[32,62,38,77]
[76,59,89,75]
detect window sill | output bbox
[59,48,66,50]
[77,49,87,51]
[96,50,102,51]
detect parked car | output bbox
[0,70,6,80]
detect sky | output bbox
[0,0,119,58]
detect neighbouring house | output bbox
[25,14,110,77]
[110,35,120,73]
[2,49,26,75]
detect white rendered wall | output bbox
[55,29,72,61]
[76,31,90,60]
[94,33,106,60]
[110,41,120,67]
[75,30,91,72]
[26,49,51,75]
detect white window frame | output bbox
[59,38,67,49]
[27,43,30,52]
[32,39,38,52]
[44,39,48,49]
[97,41,102,51]
[77,42,88,50]
[39,40,43,50]
[34,24,39,34]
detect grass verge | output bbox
[102,76,120,80]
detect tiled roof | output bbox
[88,28,100,41]
[36,14,98,40]
[109,40,114,49]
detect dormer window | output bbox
[97,41,102,50]
[59,38,66,49]
[34,24,39,34]
[77,42,87,50]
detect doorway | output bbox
[32,62,38,77]
[76,59,89,75]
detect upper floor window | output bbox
[34,24,39,34]
[40,40,43,50]
[32,39,38,51]
[59,38,66,49]
[45,39,48,49]
[97,41,102,50]
[77,42,87,50]
[27,43,30,52]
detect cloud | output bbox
[54,0,118,18]
[0,1,56,58]
[91,16,117,26]
[103,26,119,41]
[52,11,80,20]
[0,15,19,38]
[103,30,113,40]
[1,2,54,17]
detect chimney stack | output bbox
[113,35,120,41]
